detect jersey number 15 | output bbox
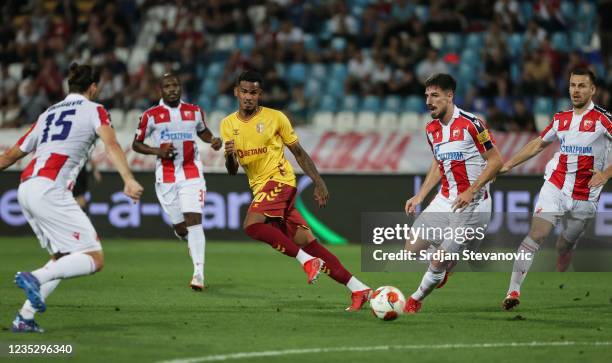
[41,109,75,143]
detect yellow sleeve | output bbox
[220,118,231,142]
[220,118,233,155]
[277,111,298,145]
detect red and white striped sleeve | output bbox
[539,118,558,142]
[92,105,112,130]
[135,111,152,142]
[599,111,612,140]
[16,119,40,153]
[196,106,208,133]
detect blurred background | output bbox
[0,0,611,242]
[0,0,610,132]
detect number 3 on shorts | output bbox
[198,189,205,204]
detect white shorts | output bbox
[413,193,492,251]
[155,178,206,225]
[18,178,102,254]
[533,181,597,242]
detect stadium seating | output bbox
[334,111,356,132]
[312,111,335,131]
[361,96,381,113]
[355,111,378,132]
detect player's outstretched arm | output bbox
[405,159,441,215]
[224,140,239,175]
[453,146,503,211]
[98,125,143,202]
[0,145,28,171]
[500,136,550,174]
[197,128,222,150]
[286,142,328,208]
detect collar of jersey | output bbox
[437,104,461,127]
[573,101,594,115]
[235,106,263,123]
[159,99,184,109]
[65,93,87,101]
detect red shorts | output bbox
[248,181,309,238]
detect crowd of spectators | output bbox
[0,0,609,132]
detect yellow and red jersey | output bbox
[220,107,298,194]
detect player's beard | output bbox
[431,105,446,120]
[572,97,588,109]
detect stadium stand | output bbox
[0,0,609,134]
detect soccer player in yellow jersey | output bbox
[220,70,371,311]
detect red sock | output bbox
[303,240,352,285]
[245,223,300,257]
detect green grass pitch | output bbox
[0,237,611,363]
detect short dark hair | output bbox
[67,62,101,93]
[570,67,597,85]
[424,73,456,92]
[159,72,180,86]
[236,70,264,88]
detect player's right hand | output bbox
[314,181,329,208]
[405,195,422,215]
[157,144,176,160]
[124,178,144,202]
[225,140,236,155]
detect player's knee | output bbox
[95,258,104,272]
[183,213,202,228]
[528,229,548,244]
[86,251,104,272]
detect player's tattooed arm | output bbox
[224,140,239,175]
[500,137,551,174]
[0,145,28,171]
[197,128,222,150]
[287,142,329,208]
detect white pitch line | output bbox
[157,341,612,363]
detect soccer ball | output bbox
[369,286,406,321]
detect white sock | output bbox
[296,249,314,265]
[31,253,96,284]
[187,225,205,277]
[508,236,540,294]
[20,260,61,320]
[411,266,445,301]
[346,276,369,292]
[20,279,60,319]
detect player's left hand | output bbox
[210,137,222,151]
[588,169,610,188]
[313,181,329,208]
[452,190,475,212]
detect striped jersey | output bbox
[17,93,111,189]
[425,105,496,201]
[135,100,208,183]
[540,101,612,201]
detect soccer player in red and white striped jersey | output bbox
[0,63,143,332]
[403,74,503,313]
[132,73,222,291]
[501,68,612,310]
